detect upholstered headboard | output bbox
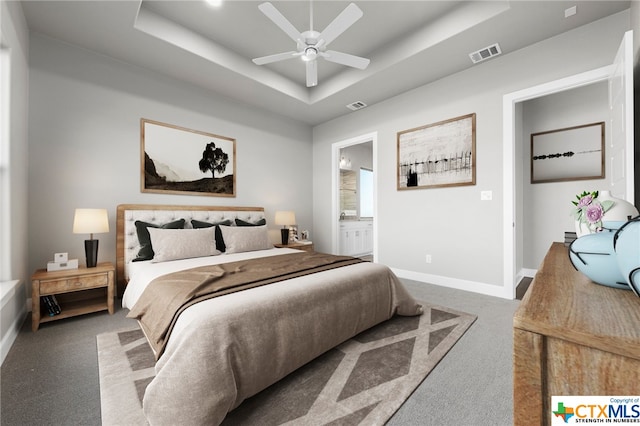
[116,204,265,296]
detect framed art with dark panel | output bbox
[141,118,236,197]
[531,122,605,184]
[397,113,476,190]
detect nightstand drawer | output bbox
[40,274,108,294]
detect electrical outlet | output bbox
[425,254,432,264]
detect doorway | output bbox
[503,32,634,299]
[331,132,377,260]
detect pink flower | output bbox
[577,195,593,208]
[585,203,604,224]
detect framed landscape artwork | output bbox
[141,118,236,197]
[530,121,605,184]
[397,113,476,190]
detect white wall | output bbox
[522,82,609,270]
[28,34,313,282]
[313,11,630,297]
[1,0,30,364]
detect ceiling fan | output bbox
[252,1,370,87]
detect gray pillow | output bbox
[219,225,272,254]
[148,227,219,263]
[191,219,233,252]
[133,219,185,261]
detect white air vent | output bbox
[469,43,502,64]
[346,101,367,111]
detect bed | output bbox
[116,204,423,425]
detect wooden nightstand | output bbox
[31,262,115,331]
[274,241,314,252]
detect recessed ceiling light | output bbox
[205,0,223,8]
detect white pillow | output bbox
[219,225,273,254]
[148,227,219,263]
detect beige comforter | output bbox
[128,252,366,359]
[137,256,422,425]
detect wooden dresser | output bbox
[513,242,640,425]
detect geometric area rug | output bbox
[97,302,476,426]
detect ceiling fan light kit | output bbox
[302,46,317,62]
[252,1,370,87]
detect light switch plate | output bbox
[481,191,493,201]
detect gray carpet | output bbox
[0,280,520,425]
[97,303,476,425]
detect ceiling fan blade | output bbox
[253,51,299,65]
[318,3,363,46]
[258,2,302,43]
[306,60,318,87]
[322,50,370,70]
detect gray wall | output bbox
[11,6,636,302]
[27,34,313,281]
[522,82,609,270]
[313,11,630,295]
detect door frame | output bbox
[502,65,614,299]
[331,132,378,258]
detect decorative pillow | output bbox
[147,227,219,263]
[219,225,272,254]
[235,218,267,227]
[191,219,233,252]
[133,219,185,261]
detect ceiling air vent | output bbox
[469,43,502,64]
[346,101,367,111]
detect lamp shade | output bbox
[274,211,296,226]
[73,209,109,235]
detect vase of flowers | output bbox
[571,190,639,237]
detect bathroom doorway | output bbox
[331,132,377,260]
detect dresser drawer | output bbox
[40,273,108,294]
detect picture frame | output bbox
[288,225,298,242]
[141,118,236,197]
[397,113,476,190]
[530,121,604,184]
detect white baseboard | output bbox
[392,268,514,299]
[1,280,27,366]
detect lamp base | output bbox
[85,239,99,268]
[280,228,290,245]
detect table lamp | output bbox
[274,211,295,245]
[73,208,109,267]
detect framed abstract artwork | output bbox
[140,118,236,197]
[397,113,476,190]
[530,122,605,184]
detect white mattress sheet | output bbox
[122,247,301,310]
